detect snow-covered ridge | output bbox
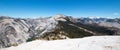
[2,36,120,50]
[78,17,117,19]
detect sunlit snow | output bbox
[2,36,120,50]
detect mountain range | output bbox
[0,14,120,48]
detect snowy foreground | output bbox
[1,36,120,50]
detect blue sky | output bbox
[0,0,120,18]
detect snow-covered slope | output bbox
[2,36,120,50]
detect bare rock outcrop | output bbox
[0,14,67,48]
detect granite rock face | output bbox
[0,14,67,48]
[0,18,30,48]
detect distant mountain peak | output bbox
[51,14,66,21]
[53,14,66,17]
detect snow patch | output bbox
[1,36,120,50]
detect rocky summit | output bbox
[0,14,120,48]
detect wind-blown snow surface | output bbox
[1,36,120,50]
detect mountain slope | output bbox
[0,15,68,48]
[0,15,120,48]
[2,36,120,50]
